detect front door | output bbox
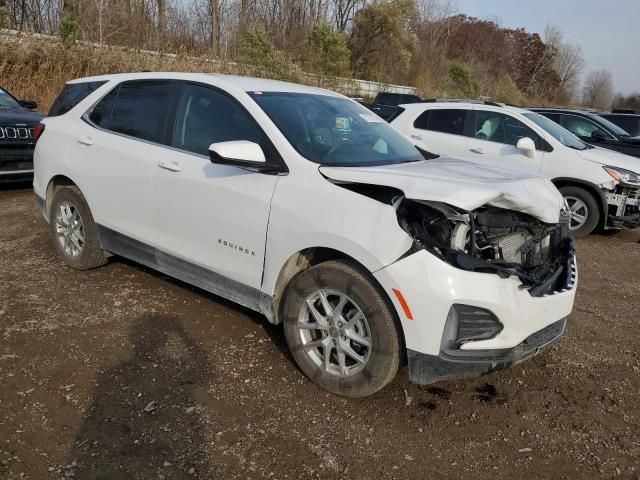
[152,82,279,290]
[466,110,545,173]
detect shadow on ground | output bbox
[67,315,213,479]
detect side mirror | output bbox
[591,130,606,141]
[19,100,38,110]
[516,137,537,158]
[209,140,267,168]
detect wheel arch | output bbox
[45,175,82,219]
[551,177,608,228]
[269,247,402,330]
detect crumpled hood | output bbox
[578,146,640,172]
[320,157,564,224]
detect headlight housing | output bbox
[604,166,640,186]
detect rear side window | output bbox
[413,110,431,130]
[49,81,106,117]
[89,80,176,144]
[88,87,119,128]
[428,109,466,135]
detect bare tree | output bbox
[582,69,614,110]
[545,25,584,102]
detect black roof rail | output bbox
[420,98,504,107]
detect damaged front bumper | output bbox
[374,248,577,385]
[606,186,640,229]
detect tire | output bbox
[282,260,402,397]
[49,186,107,270]
[559,186,600,237]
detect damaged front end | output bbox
[605,184,640,229]
[397,199,576,297]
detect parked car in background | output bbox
[390,101,640,236]
[367,91,423,121]
[531,108,640,158]
[0,85,44,183]
[34,73,576,397]
[598,112,640,137]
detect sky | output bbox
[455,0,639,95]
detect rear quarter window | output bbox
[48,81,107,117]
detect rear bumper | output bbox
[407,318,566,384]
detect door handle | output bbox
[77,136,93,146]
[411,134,423,141]
[157,159,182,172]
[469,147,485,154]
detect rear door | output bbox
[72,79,179,243]
[465,109,545,172]
[409,108,470,156]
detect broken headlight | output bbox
[397,199,575,294]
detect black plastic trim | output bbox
[407,318,567,384]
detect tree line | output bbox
[0,0,631,108]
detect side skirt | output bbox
[96,225,270,315]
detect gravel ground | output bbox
[1,185,639,480]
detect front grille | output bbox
[0,126,36,141]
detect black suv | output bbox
[598,112,640,137]
[531,108,640,158]
[0,86,44,183]
[367,92,423,121]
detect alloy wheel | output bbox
[296,289,372,377]
[564,195,589,231]
[55,200,85,257]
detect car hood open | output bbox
[578,146,640,172]
[320,157,564,224]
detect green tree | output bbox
[58,13,78,45]
[237,29,298,82]
[304,24,351,78]
[348,0,418,83]
[448,61,477,98]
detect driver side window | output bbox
[172,83,263,156]
[473,111,541,147]
[560,116,611,139]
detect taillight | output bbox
[33,123,45,141]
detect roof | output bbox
[397,101,530,115]
[67,72,342,97]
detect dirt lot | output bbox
[1,185,639,480]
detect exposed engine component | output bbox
[397,199,575,296]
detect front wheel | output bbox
[559,186,600,237]
[282,260,403,397]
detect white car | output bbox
[390,101,640,236]
[33,73,576,397]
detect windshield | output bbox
[589,113,631,137]
[0,87,21,109]
[523,112,589,150]
[249,92,432,166]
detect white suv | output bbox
[34,74,576,397]
[390,102,640,236]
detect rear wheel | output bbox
[282,260,402,397]
[559,186,600,237]
[49,186,107,270]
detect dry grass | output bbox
[0,33,270,113]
